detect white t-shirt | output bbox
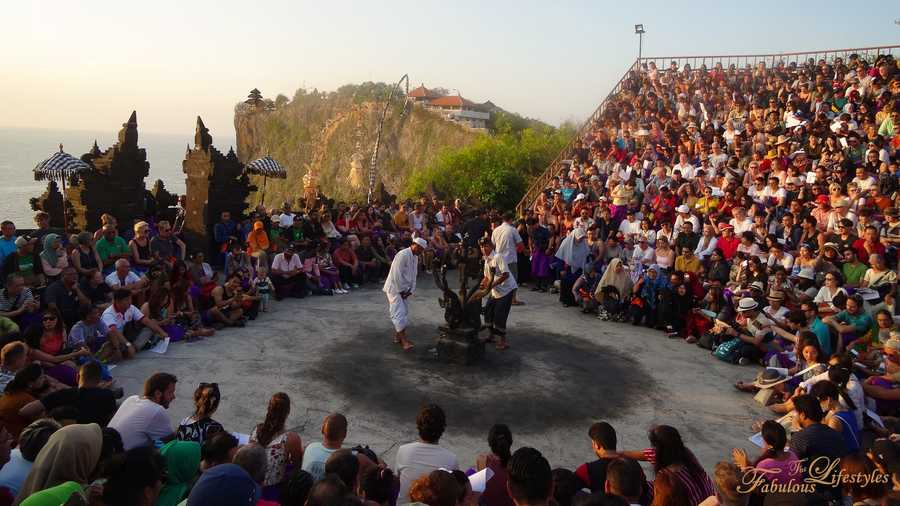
[618,219,641,238]
[484,252,517,299]
[730,217,753,235]
[491,223,522,265]
[300,442,339,482]
[271,253,302,273]
[101,304,144,331]
[105,270,142,288]
[396,441,459,504]
[813,286,847,308]
[107,395,173,450]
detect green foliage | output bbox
[489,110,550,135]
[404,124,573,210]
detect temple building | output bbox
[66,111,151,232]
[182,116,254,255]
[408,84,491,129]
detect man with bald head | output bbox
[301,413,349,481]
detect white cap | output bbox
[574,193,586,202]
[413,237,428,248]
[676,204,691,213]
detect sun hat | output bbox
[884,338,900,354]
[834,198,850,208]
[737,297,759,312]
[749,281,765,292]
[822,242,840,252]
[413,237,428,248]
[775,135,790,145]
[752,368,790,389]
[766,291,785,301]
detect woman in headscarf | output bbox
[38,234,68,284]
[155,440,201,506]
[555,228,590,307]
[246,221,271,271]
[594,258,632,321]
[15,423,103,505]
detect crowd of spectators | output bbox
[2,52,900,505]
[516,52,900,504]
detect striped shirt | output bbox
[657,466,715,506]
[0,288,34,312]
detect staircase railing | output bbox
[515,60,639,215]
[516,44,900,215]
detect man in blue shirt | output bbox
[0,221,17,267]
[801,302,833,356]
[824,294,874,354]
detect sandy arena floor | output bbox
[110,276,771,472]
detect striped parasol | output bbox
[245,155,286,205]
[244,155,287,179]
[33,144,92,182]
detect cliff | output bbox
[234,83,482,205]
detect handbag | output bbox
[713,337,743,364]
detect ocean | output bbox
[0,126,235,227]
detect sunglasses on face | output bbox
[42,316,57,322]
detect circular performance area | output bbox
[110,278,767,470]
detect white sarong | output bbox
[387,292,409,332]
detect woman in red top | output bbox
[24,309,88,387]
[715,224,740,261]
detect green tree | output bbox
[404,125,572,210]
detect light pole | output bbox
[634,24,645,61]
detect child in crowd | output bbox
[253,266,273,312]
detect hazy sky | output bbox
[2,0,898,137]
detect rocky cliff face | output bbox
[234,85,481,206]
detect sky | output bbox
[1,0,898,137]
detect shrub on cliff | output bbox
[404,124,572,210]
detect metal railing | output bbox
[516,60,639,214]
[516,44,900,214]
[639,45,900,72]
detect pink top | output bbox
[755,451,803,486]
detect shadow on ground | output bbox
[308,324,655,436]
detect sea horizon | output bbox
[0,125,236,227]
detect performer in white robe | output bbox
[383,237,426,350]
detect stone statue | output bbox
[432,258,492,364]
[433,260,490,331]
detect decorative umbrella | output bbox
[244,155,287,205]
[34,144,92,231]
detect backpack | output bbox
[713,337,743,363]
[697,331,722,350]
